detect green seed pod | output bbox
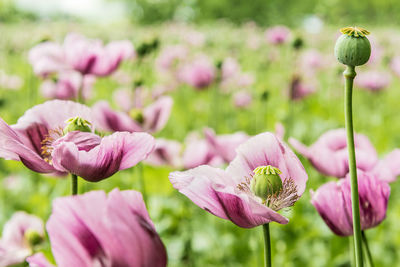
[129,108,144,124]
[250,166,283,200]
[24,229,43,247]
[63,116,92,134]
[334,27,371,67]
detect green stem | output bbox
[349,236,355,267]
[362,231,374,267]
[262,223,271,267]
[344,65,363,267]
[138,163,147,205]
[71,174,78,195]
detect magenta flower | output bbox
[144,138,183,168]
[265,26,291,45]
[40,71,96,100]
[170,132,308,228]
[42,189,167,267]
[0,100,155,181]
[178,56,215,89]
[93,96,173,133]
[29,33,134,78]
[355,70,391,92]
[0,211,44,266]
[311,171,390,236]
[289,129,378,178]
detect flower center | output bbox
[63,116,92,134]
[340,26,370,37]
[237,165,300,211]
[129,108,144,124]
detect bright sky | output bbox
[15,0,128,22]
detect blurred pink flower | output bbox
[27,253,55,267]
[299,50,325,71]
[0,211,44,266]
[112,87,147,113]
[0,70,23,90]
[221,57,241,81]
[29,33,134,78]
[367,35,384,65]
[145,138,183,168]
[44,189,167,267]
[233,90,253,108]
[170,132,308,228]
[289,76,316,101]
[311,171,390,236]
[0,100,155,181]
[178,56,215,89]
[355,71,391,92]
[93,96,173,133]
[28,42,67,77]
[265,26,291,45]
[289,129,400,182]
[390,56,400,77]
[40,71,96,100]
[183,30,205,47]
[156,45,188,73]
[204,128,249,163]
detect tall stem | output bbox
[361,231,374,267]
[71,174,78,195]
[344,65,363,267]
[262,223,271,267]
[138,163,147,205]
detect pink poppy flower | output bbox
[0,100,155,181]
[182,132,224,169]
[156,45,188,73]
[265,26,291,45]
[0,212,44,266]
[221,57,241,81]
[311,171,390,236]
[289,129,378,178]
[178,56,215,89]
[0,70,24,91]
[289,76,316,101]
[28,42,68,77]
[289,129,400,182]
[299,50,325,71]
[27,253,55,267]
[355,71,391,92]
[170,132,308,228]
[93,96,173,134]
[233,90,253,109]
[40,189,167,267]
[203,128,249,162]
[40,71,96,100]
[145,138,183,168]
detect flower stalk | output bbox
[344,64,363,267]
[71,174,78,195]
[362,231,374,267]
[263,223,271,267]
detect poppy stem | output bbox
[71,174,78,195]
[262,223,271,267]
[138,163,147,205]
[344,65,363,267]
[361,231,374,267]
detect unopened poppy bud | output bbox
[24,229,43,247]
[129,108,144,124]
[334,26,371,66]
[250,165,283,200]
[63,116,92,134]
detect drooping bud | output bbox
[250,165,283,200]
[63,116,92,134]
[24,229,43,247]
[129,108,144,124]
[334,26,371,66]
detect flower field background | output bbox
[1,9,400,267]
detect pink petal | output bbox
[92,101,142,133]
[371,149,400,182]
[27,253,55,267]
[143,96,173,133]
[51,132,155,181]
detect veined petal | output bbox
[51,132,155,181]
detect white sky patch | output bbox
[15,0,128,22]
